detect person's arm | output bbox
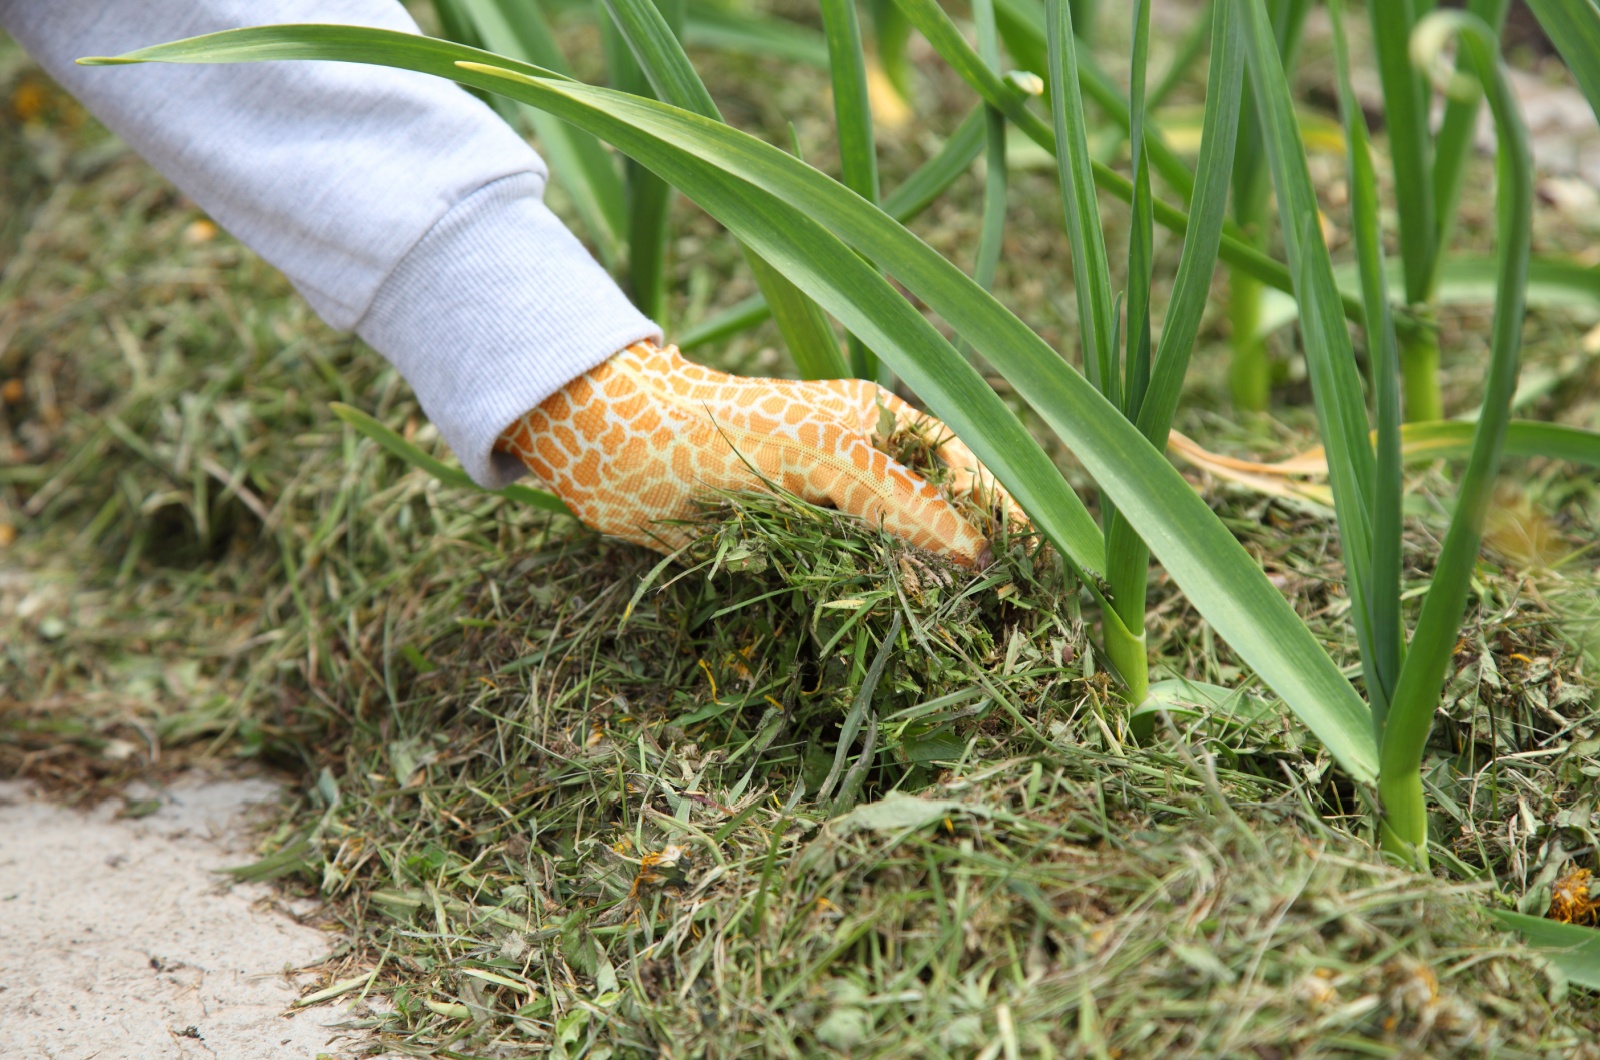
[5,0,1009,562]
[0,0,657,487]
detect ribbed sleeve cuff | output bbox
[357,172,660,487]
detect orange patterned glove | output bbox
[495,341,1011,566]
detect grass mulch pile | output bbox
[228,495,1600,1056]
[4,9,1600,1057]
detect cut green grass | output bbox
[7,13,1600,1055]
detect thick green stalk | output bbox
[972,107,1007,294]
[1379,12,1531,870]
[1413,0,1511,424]
[1113,0,1245,698]
[1133,0,1244,445]
[749,254,850,379]
[626,165,672,323]
[1043,0,1144,691]
[1227,258,1270,411]
[1330,0,1403,730]
[1376,770,1428,869]
[1102,600,1148,704]
[1103,0,1155,706]
[1122,2,1154,432]
[1228,56,1270,413]
[1399,318,1443,423]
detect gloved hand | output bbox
[495,341,1012,566]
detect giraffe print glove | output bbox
[495,341,1016,566]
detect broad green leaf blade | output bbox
[1127,676,1283,742]
[1366,0,1435,305]
[1229,0,1311,231]
[1524,0,1600,129]
[458,0,627,264]
[820,0,883,381]
[680,109,988,351]
[81,21,566,73]
[599,0,675,322]
[601,0,846,377]
[821,0,880,204]
[330,402,572,514]
[1241,0,1378,681]
[600,0,712,118]
[1331,0,1404,724]
[1381,12,1533,862]
[92,24,1381,784]
[1491,911,1600,992]
[1272,0,1312,66]
[1045,0,1115,400]
[1436,256,1600,308]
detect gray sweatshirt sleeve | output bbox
[0,0,659,487]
